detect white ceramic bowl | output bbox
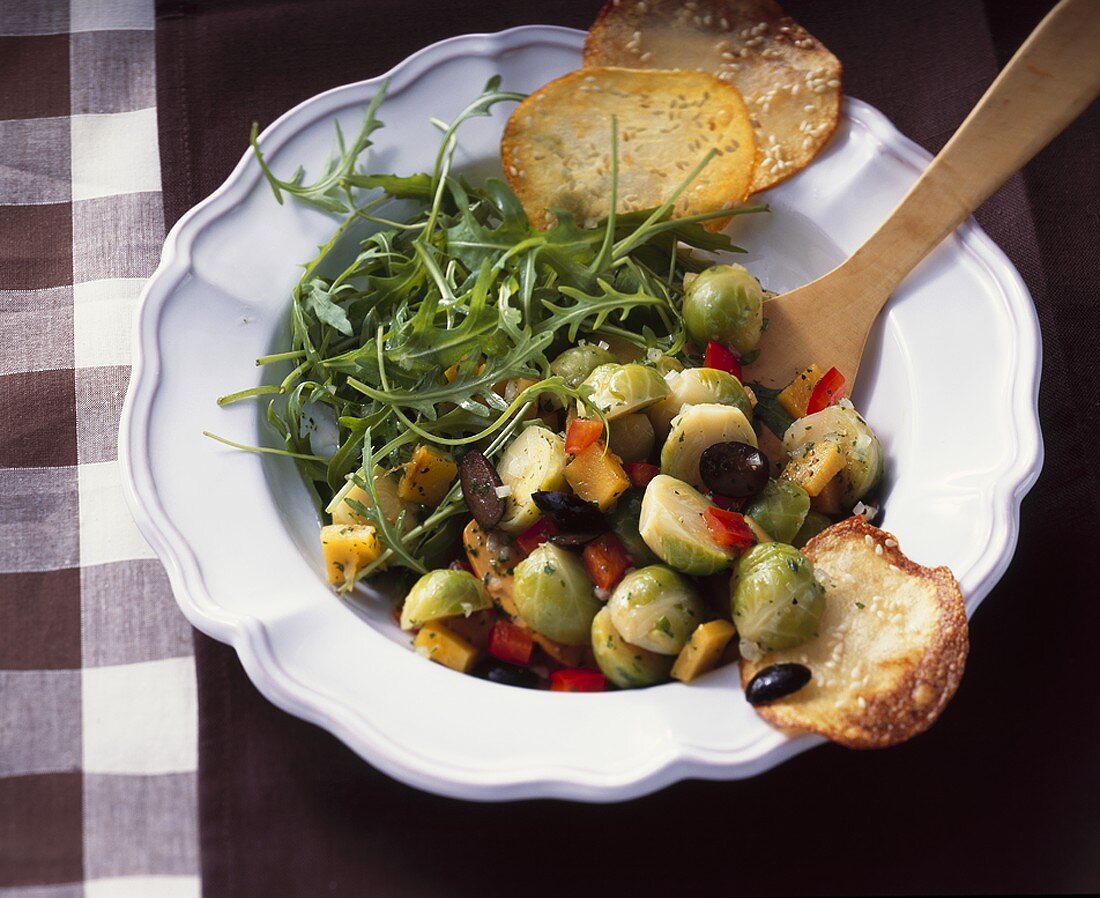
[120,26,1042,801]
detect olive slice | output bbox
[745,662,812,705]
[460,451,505,529]
[700,441,770,498]
[548,530,604,547]
[532,490,606,534]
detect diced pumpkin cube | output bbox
[398,444,458,506]
[671,619,737,683]
[413,621,481,673]
[563,442,630,511]
[777,364,823,419]
[320,523,383,586]
[782,439,847,497]
[443,356,484,383]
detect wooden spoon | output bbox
[744,0,1100,391]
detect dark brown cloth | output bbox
[155,1,1100,894]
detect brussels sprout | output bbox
[655,355,685,377]
[496,425,566,533]
[607,413,656,463]
[730,542,825,652]
[591,607,673,688]
[608,489,659,567]
[638,474,734,575]
[512,543,601,645]
[550,344,617,389]
[682,263,763,354]
[330,466,414,531]
[648,367,754,439]
[793,511,832,548]
[399,569,492,631]
[582,363,669,420]
[660,403,757,491]
[744,479,811,543]
[608,565,706,655]
[783,400,884,503]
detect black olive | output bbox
[532,491,606,534]
[475,661,541,689]
[745,663,812,705]
[459,451,505,529]
[548,530,604,547]
[700,441,770,498]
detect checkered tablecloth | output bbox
[0,1,199,894]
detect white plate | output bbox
[120,26,1042,801]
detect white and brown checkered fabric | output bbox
[0,1,199,894]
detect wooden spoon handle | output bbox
[839,0,1100,301]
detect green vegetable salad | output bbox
[217,79,885,694]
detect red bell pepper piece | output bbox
[565,418,604,455]
[582,533,634,591]
[806,366,845,415]
[703,341,742,380]
[703,506,757,551]
[487,620,534,667]
[515,517,556,555]
[624,462,660,489]
[550,668,607,692]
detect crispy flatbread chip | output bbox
[740,517,968,748]
[500,67,756,230]
[584,0,841,193]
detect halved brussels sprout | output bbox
[638,474,734,575]
[329,466,414,531]
[682,263,764,354]
[744,479,810,543]
[550,344,617,389]
[591,606,673,688]
[607,412,656,463]
[512,543,601,645]
[608,489,659,567]
[608,564,705,655]
[648,367,754,439]
[783,400,883,503]
[400,569,492,631]
[496,425,566,533]
[730,542,824,653]
[581,363,669,420]
[660,403,757,491]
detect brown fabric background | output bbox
[155,1,1099,894]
